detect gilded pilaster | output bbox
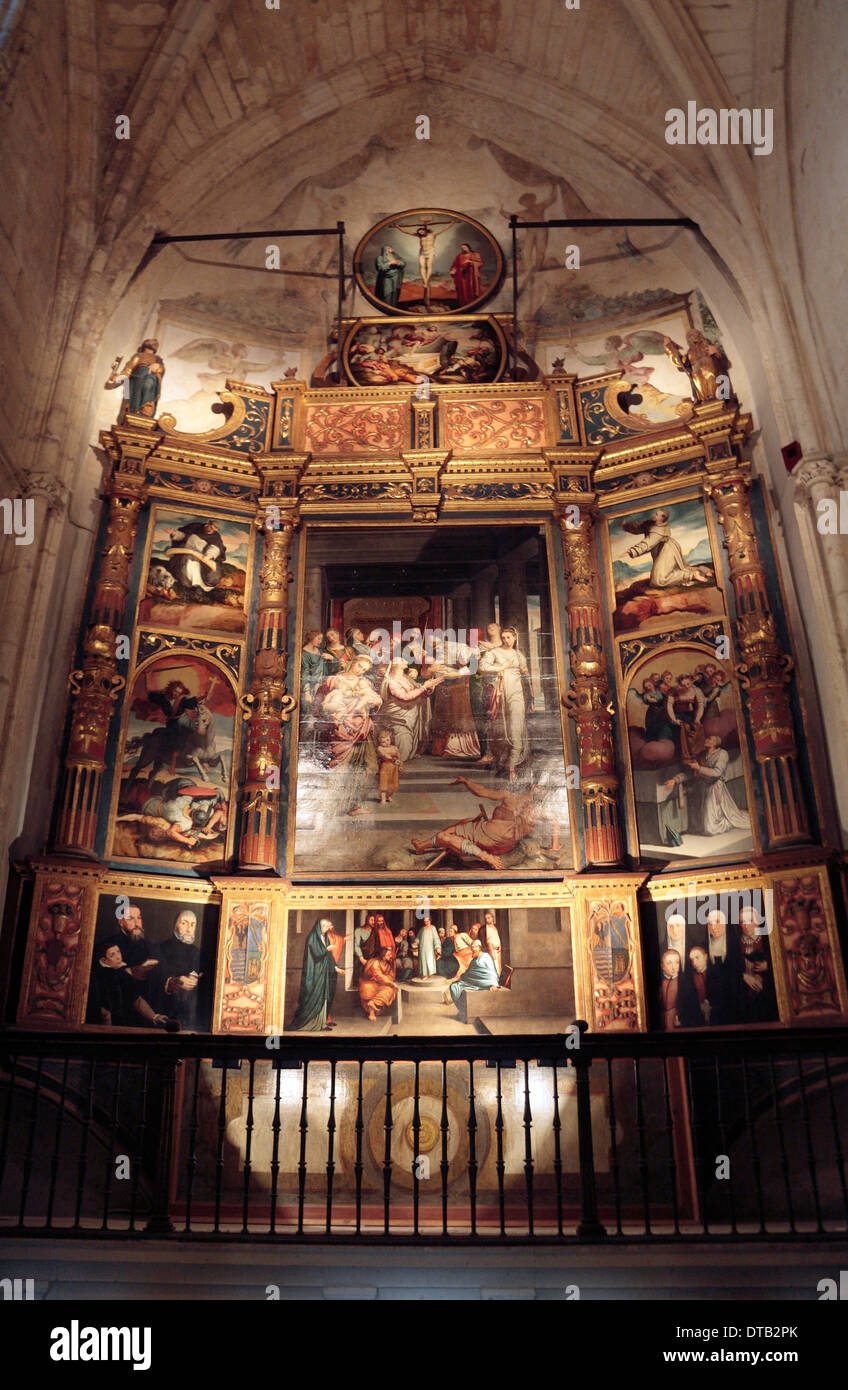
[548,451,624,866]
[695,403,811,845]
[53,424,151,854]
[237,454,306,871]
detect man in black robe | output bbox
[101,902,158,1002]
[152,909,203,1029]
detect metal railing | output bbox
[1,1026,847,1242]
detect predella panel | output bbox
[284,904,573,1036]
[85,892,219,1033]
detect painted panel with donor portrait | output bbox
[84,891,219,1032]
[643,885,779,1030]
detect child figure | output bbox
[376,727,401,804]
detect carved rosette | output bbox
[54,454,147,855]
[553,462,624,866]
[701,435,811,845]
[238,456,305,871]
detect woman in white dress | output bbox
[477,627,532,781]
[379,658,442,765]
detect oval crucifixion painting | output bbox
[353,209,504,316]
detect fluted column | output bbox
[237,456,306,871]
[793,454,848,656]
[54,428,151,853]
[549,455,624,866]
[697,410,811,845]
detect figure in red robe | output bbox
[450,243,483,306]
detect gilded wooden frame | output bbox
[352,207,505,317]
[285,513,582,880]
[599,484,763,867]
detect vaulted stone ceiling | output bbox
[5,0,840,489]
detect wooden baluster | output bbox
[297,1061,309,1235]
[522,1060,534,1237]
[768,1055,797,1233]
[412,1059,421,1237]
[354,1060,364,1235]
[605,1057,623,1236]
[185,1059,201,1235]
[73,1058,96,1230]
[822,1053,848,1227]
[741,1055,767,1235]
[101,1061,123,1231]
[269,1063,282,1235]
[494,1061,506,1237]
[551,1063,564,1237]
[440,1060,450,1236]
[795,1052,824,1234]
[574,1041,605,1240]
[382,1059,393,1236]
[467,1059,478,1237]
[661,1060,680,1236]
[326,1059,337,1235]
[242,1058,256,1235]
[213,1060,228,1234]
[18,1055,43,1227]
[713,1055,737,1235]
[45,1056,70,1230]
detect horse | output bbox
[125,701,227,788]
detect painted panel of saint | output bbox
[139,507,252,634]
[343,316,505,386]
[110,653,237,866]
[624,644,755,864]
[283,904,572,1035]
[645,891,779,1030]
[84,892,219,1032]
[607,496,725,636]
[353,209,504,316]
[292,524,574,879]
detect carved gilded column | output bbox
[238,455,306,871]
[548,452,624,866]
[695,404,811,845]
[53,425,151,854]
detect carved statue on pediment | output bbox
[664,330,732,404]
[106,339,165,417]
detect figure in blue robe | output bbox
[447,945,501,1005]
[374,246,405,307]
[287,918,339,1031]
